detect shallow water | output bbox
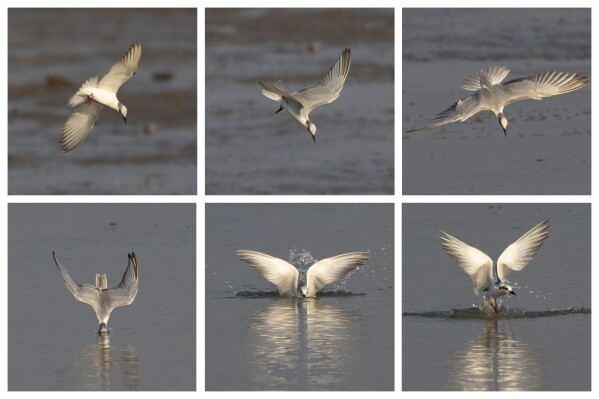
[205,204,394,390]
[402,8,591,195]
[8,9,197,195]
[402,203,591,390]
[8,204,196,390]
[205,9,394,194]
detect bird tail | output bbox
[68,76,98,108]
[259,80,287,101]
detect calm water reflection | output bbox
[446,320,541,390]
[247,299,365,389]
[75,336,140,390]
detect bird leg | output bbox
[85,94,94,105]
[275,105,283,114]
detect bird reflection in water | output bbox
[446,320,542,390]
[246,298,365,389]
[75,334,140,390]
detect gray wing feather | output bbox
[407,94,483,132]
[52,251,100,307]
[98,43,142,92]
[502,71,589,105]
[106,252,139,308]
[292,48,351,113]
[60,101,103,152]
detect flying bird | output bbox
[236,250,368,297]
[52,251,139,334]
[440,220,549,313]
[407,66,588,135]
[258,48,351,142]
[60,42,142,152]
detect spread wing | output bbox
[497,220,550,281]
[292,48,351,113]
[406,94,483,132]
[98,42,142,92]
[52,251,100,307]
[60,102,103,152]
[105,252,139,308]
[305,252,369,296]
[502,71,588,106]
[461,66,510,91]
[236,250,299,297]
[440,232,494,295]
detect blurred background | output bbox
[8,9,197,195]
[206,8,395,195]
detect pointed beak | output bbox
[502,126,506,136]
[122,116,127,124]
[510,290,516,296]
[312,134,316,143]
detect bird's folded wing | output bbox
[497,220,550,281]
[306,251,369,295]
[60,102,103,152]
[461,66,510,91]
[236,250,299,296]
[503,71,588,105]
[440,232,494,295]
[293,48,351,112]
[98,42,142,92]
[52,251,99,306]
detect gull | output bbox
[60,43,142,152]
[407,66,589,135]
[258,48,351,142]
[236,250,368,297]
[52,251,139,334]
[440,220,549,313]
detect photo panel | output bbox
[8,203,196,391]
[7,8,197,195]
[402,203,591,390]
[205,203,394,390]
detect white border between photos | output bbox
[0,0,596,397]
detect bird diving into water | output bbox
[440,220,549,314]
[236,250,369,297]
[258,48,351,142]
[60,42,142,152]
[407,66,588,135]
[52,251,139,334]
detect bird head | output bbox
[300,286,308,297]
[500,283,516,296]
[118,103,128,124]
[307,121,317,142]
[498,113,508,136]
[98,322,109,335]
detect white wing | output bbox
[60,101,103,152]
[304,252,369,297]
[502,71,588,105]
[104,252,139,308]
[461,66,510,91]
[292,48,351,113]
[97,42,142,93]
[52,251,100,308]
[236,250,299,297]
[406,94,484,132]
[497,220,550,281]
[440,231,494,295]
